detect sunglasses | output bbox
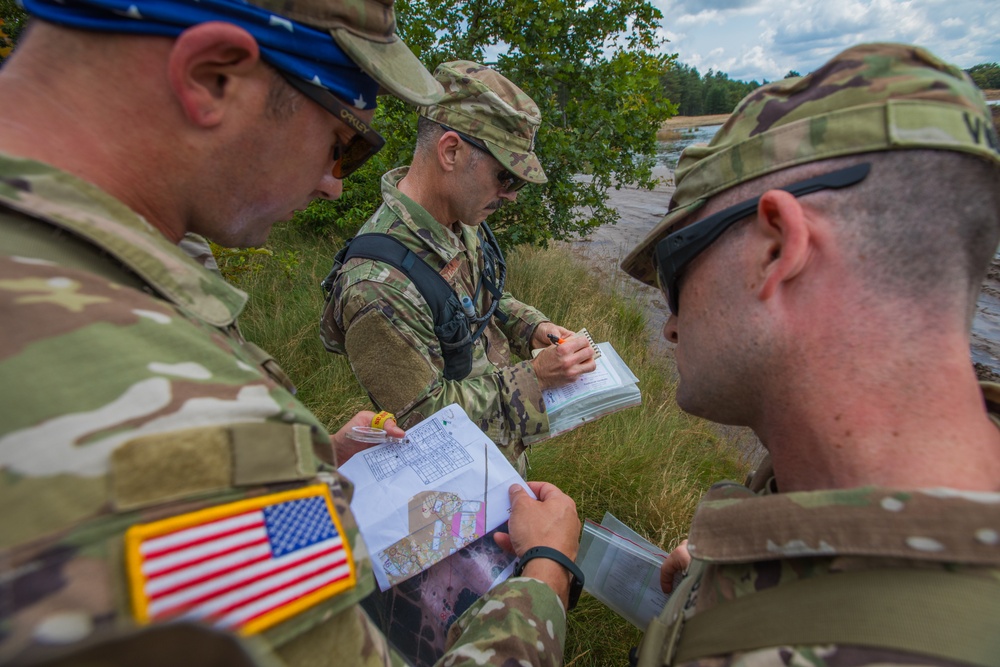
[440,124,528,193]
[280,73,386,179]
[655,162,871,314]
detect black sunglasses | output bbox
[655,162,871,314]
[280,73,386,179]
[440,124,527,192]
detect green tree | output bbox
[659,62,759,116]
[784,70,801,79]
[298,0,677,247]
[967,62,1000,90]
[0,0,28,64]
[660,62,705,116]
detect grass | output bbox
[222,225,372,430]
[228,227,750,666]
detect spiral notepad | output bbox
[527,340,642,445]
[575,328,602,361]
[532,328,602,360]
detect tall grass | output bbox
[225,226,372,430]
[230,227,750,666]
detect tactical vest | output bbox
[321,222,508,381]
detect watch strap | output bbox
[513,546,585,611]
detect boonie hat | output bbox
[621,42,1000,286]
[420,60,547,183]
[250,0,442,105]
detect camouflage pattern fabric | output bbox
[622,42,1000,286]
[179,233,222,274]
[419,61,547,184]
[322,168,550,473]
[631,384,1000,667]
[250,0,444,106]
[0,154,565,666]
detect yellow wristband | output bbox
[371,411,394,430]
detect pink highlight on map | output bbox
[452,502,485,539]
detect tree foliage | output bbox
[966,63,1000,90]
[659,62,760,116]
[0,0,27,64]
[299,0,677,247]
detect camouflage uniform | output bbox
[323,62,552,471]
[636,439,1000,666]
[0,161,565,665]
[621,44,1000,666]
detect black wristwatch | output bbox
[513,546,585,611]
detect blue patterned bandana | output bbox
[19,0,379,109]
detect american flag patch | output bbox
[125,485,356,635]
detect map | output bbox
[338,404,532,591]
[363,420,473,484]
[362,525,516,667]
[377,490,486,586]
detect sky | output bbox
[650,0,1000,82]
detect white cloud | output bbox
[651,0,1000,82]
[674,9,726,27]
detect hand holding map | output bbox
[338,404,533,591]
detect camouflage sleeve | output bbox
[436,578,566,667]
[336,273,548,461]
[496,291,549,360]
[0,254,400,664]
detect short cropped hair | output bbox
[265,68,304,120]
[717,150,1000,317]
[415,115,485,167]
[415,116,443,154]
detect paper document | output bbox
[339,404,531,591]
[576,512,679,629]
[526,341,641,444]
[542,349,624,411]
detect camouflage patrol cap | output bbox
[249,0,443,105]
[420,60,547,184]
[622,42,1000,286]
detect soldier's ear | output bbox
[167,23,262,128]
[754,189,810,304]
[437,131,463,174]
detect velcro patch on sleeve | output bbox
[124,485,355,636]
[345,306,436,414]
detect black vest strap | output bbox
[343,234,452,324]
[333,233,482,381]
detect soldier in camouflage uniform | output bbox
[322,61,597,474]
[0,3,581,665]
[620,43,1000,666]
